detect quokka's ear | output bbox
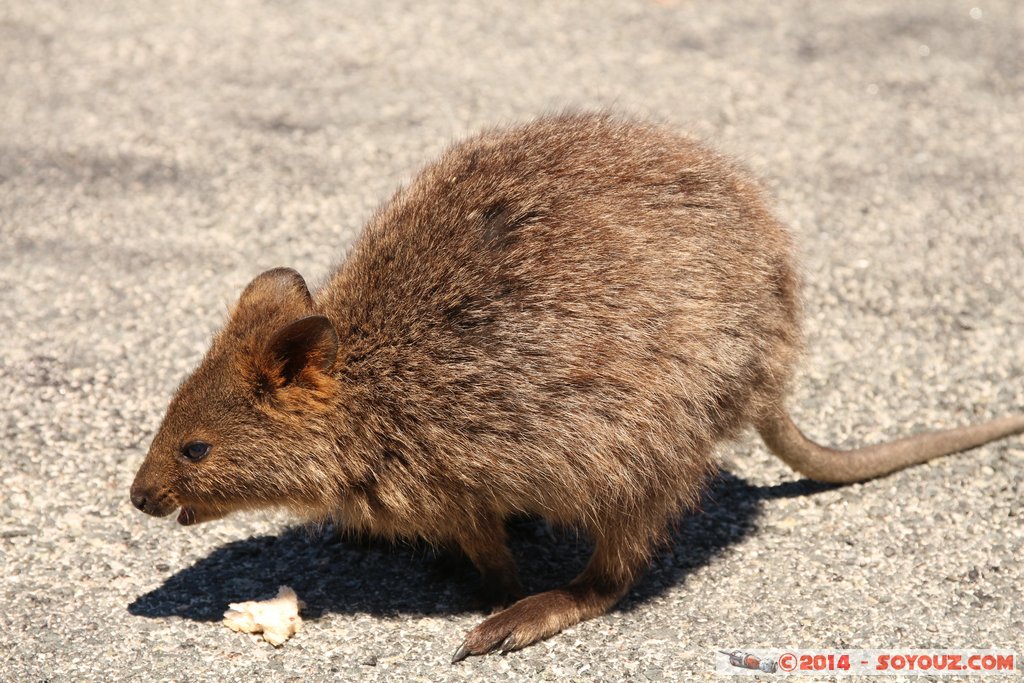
[262,315,339,387]
[237,267,313,315]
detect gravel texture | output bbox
[1,1,1022,681]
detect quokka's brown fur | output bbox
[131,113,1024,660]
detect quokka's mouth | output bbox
[177,506,198,526]
[176,504,228,526]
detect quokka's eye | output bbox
[181,441,211,462]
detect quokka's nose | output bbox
[130,488,148,512]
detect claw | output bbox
[499,635,518,654]
[451,642,472,664]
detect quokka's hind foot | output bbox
[451,526,651,662]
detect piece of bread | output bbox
[222,586,303,646]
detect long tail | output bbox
[756,409,1024,484]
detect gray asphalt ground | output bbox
[2,1,1023,681]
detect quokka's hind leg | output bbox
[455,518,524,612]
[451,522,655,662]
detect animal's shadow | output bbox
[128,471,835,622]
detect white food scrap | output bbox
[223,585,304,646]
